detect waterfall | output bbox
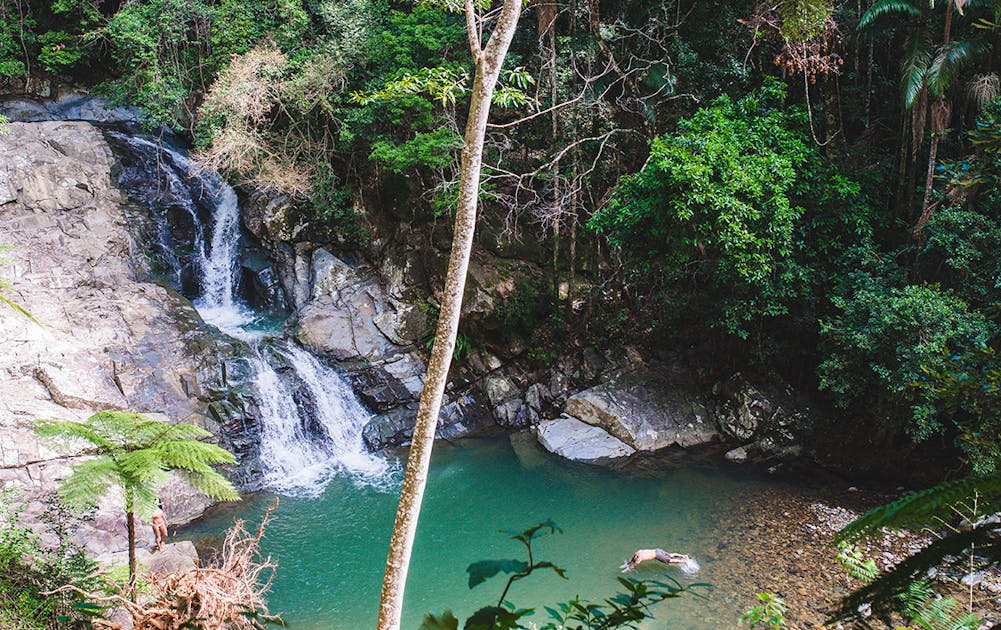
[255,343,392,493]
[111,130,394,494]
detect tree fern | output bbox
[35,410,240,597]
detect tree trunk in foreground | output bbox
[376,2,522,628]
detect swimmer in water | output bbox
[620,549,698,573]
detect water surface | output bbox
[179,434,803,629]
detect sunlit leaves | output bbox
[352,66,468,106]
[35,410,240,520]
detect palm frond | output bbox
[901,29,934,108]
[836,474,1001,542]
[859,0,924,30]
[927,40,989,97]
[967,72,1000,107]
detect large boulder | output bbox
[295,248,423,362]
[535,415,635,464]
[713,373,777,441]
[562,364,718,451]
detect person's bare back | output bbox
[151,506,168,551]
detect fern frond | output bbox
[155,440,237,469]
[58,458,118,513]
[134,420,210,445]
[836,473,1001,542]
[829,527,1000,623]
[180,467,240,502]
[859,0,924,30]
[87,410,151,446]
[35,419,116,452]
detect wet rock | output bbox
[348,365,416,413]
[524,382,552,423]
[483,372,528,428]
[242,189,302,242]
[563,363,718,451]
[159,475,215,527]
[362,392,494,450]
[239,248,287,312]
[725,445,750,463]
[713,373,776,441]
[296,248,415,362]
[0,94,143,124]
[535,415,635,464]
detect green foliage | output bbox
[900,580,980,630]
[309,166,371,247]
[421,521,703,630]
[739,593,788,629]
[495,274,552,344]
[836,542,879,583]
[836,475,1001,542]
[0,489,101,629]
[778,0,833,42]
[590,78,868,337]
[818,277,997,462]
[370,126,462,172]
[35,410,239,520]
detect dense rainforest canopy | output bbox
[5,0,1001,476]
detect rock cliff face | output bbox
[0,121,255,556]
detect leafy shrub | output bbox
[589,78,869,338]
[0,490,100,629]
[818,276,1000,470]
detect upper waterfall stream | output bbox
[110,131,394,495]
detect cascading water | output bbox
[111,130,394,495]
[255,344,392,492]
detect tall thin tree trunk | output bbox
[915,0,955,241]
[126,510,137,601]
[376,2,522,628]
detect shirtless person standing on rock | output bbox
[151,501,169,551]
